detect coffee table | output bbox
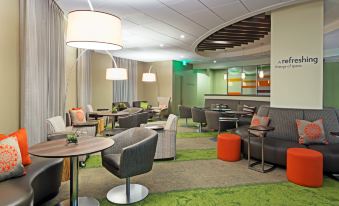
[29,137,114,206]
[247,125,275,173]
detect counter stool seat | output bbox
[287,148,323,187]
[217,133,241,162]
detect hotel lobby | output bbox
[1,0,339,205]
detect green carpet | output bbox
[84,148,216,168]
[176,131,219,139]
[99,178,339,206]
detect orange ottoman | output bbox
[287,148,323,187]
[217,133,241,162]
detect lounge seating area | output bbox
[1,0,339,206]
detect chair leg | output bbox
[107,177,149,204]
[185,118,188,126]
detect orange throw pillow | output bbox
[0,134,6,140]
[8,128,32,166]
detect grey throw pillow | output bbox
[0,136,25,182]
[296,119,328,145]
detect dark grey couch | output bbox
[233,106,339,174]
[0,156,63,206]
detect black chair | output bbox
[101,128,158,204]
[191,107,207,132]
[178,105,192,126]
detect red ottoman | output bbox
[287,148,323,187]
[217,133,241,162]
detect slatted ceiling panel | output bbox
[197,13,270,52]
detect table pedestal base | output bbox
[57,197,99,206]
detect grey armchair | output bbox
[191,107,207,132]
[178,105,192,126]
[142,114,178,159]
[101,128,158,204]
[205,111,236,133]
[118,112,149,129]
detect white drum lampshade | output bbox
[66,11,123,50]
[106,68,127,80]
[142,73,156,82]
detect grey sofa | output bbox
[233,106,339,174]
[0,156,63,206]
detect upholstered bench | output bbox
[0,156,63,205]
[217,133,241,162]
[287,148,323,187]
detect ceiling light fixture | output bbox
[66,0,122,51]
[180,34,185,39]
[142,65,156,82]
[160,44,164,47]
[105,51,127,80]
[241,72,246,80]
[213,60,217,63]
[259,65,264,78]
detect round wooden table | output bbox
[29,137,114,206]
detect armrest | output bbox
[73,121,98,127]
[330,132,339,136]
[47,133,69,141]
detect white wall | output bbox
[270,0,324,109]
[91,52,113,110]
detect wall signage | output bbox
[274,56,319,69]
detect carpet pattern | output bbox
[99,178,339,206]
[85,148,217,168]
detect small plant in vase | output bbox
[66,130,83,145]
[66,133,78,144]
[112,106,118,113]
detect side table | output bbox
[248,125,275,173]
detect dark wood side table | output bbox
[29,137,114,206]
[248,125,275,173]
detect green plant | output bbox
[66,133,78,144]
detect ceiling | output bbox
[56,0,339,63]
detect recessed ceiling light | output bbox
[180,34,185,39]
[180,55,184,58]
[213,60,217,63]
[160,44,164,47]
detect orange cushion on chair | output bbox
[8,128,32,166]
[217,133,241,162]
[287,148,323,187]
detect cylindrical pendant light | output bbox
[142,66,157,82]
[66,11,123,50]
[106,68,127,80]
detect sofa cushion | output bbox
[0,137,25,182]
[8,128,32,166]
[296,119,328,145]
[267,108,303,142]
[304,109,339,144]
[257,105,270,116]
[249,115,270,137]
[308,144,339,173]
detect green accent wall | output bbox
[172,61,339,113]
[324,62,339,108]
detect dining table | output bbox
[90,111,129,129]
[29,137,114,206]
